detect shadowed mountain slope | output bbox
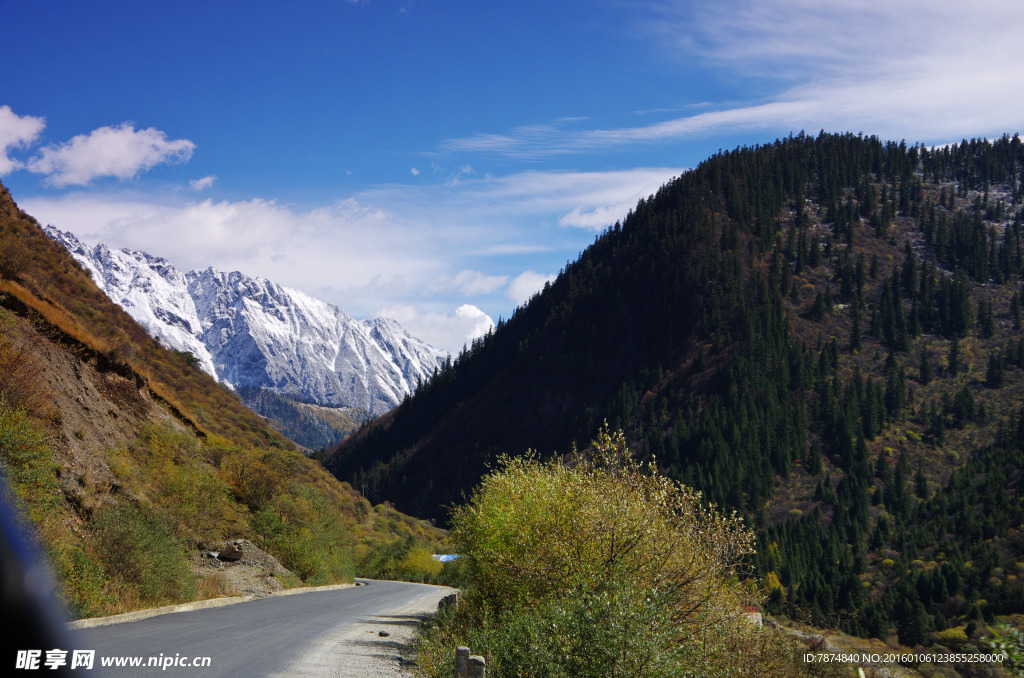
[328,132,1024,644]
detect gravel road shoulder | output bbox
[270,581,454,678]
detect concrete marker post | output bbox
[467,655,486,678]
[454,646,470,677]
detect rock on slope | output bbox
[45,226,447,416]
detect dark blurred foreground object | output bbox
[1,474,77,675]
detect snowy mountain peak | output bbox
[44,225,447,415]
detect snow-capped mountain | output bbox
[45,226,448,416]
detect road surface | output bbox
[68,579,452,677]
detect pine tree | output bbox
[850,294,863,351]
[898,600,930,647]
[915,464,928,499]
[978,299,994,339]
[919,347,932,385]
[986,351,1005,388]
[810,291,827,320]
[948,337,961,376]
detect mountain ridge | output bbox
[327,132,1024,648]
[44,226,447,417]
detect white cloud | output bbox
[440,121,577,158]
[508,270,556,306]
[189,175,216,190]
[429,269,509,296]
[27,122,195,186]
[646,0,1008,82]
[559,204,633,230]
[475,168,679,231]
[20,193,434,300]
[410,167,420,176]
[19,166,676,340]
[356,167,682,250]
[0,106,45,175]
[377,303,494,354]
[442,0,1024,157]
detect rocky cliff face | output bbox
[45,226,447,415]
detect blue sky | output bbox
[2,0,1022,353]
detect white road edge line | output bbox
[67,580,367,630]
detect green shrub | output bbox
[154,459,236,541]
[51,546,111,619]
[0,310,47,414]
[357,534,415,580]
[463,586,690,678]
[451,429,753,617]
[416,428,849,678]
[91,502,195,606]
[252,484,356,585]
[0,398,58,519]
[433,556,468,589]
[932,626,968,646]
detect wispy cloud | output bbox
[0,105,45,175]
[27,122,195,186]
[438,121,578,158]
[440,0,1024,158]
[646,0,1012,80]
[429,269,509,296]
[409,167,682,230]
[189,175,216,191]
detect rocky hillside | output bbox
[0,181,447,620]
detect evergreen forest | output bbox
[328,132,1024,649]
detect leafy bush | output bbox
[459,586,692,678]
[91,502,195,606]
[356,534,444,583]
[51,546,111,619]
[453,429,753,615]
[0,231,30,279]
[221,448,288,511]
[252,484,356,585]
[416,429,849,677]
[0,309,48,414]
[0,398,58,520]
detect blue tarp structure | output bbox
[431,554,460,562]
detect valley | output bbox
[5,132,1024,677]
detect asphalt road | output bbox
[68,580,452,677]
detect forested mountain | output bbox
[328,131,1024,645]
